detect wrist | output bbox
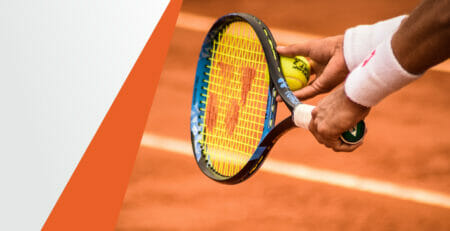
[340,86,369,112]
[343,15,407,71]
[343,86,370,111]
[344,36,421,107]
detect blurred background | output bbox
[116,0,450,230]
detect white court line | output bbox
[176,12,450,73]
[141,133,450,209]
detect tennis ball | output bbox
[280,56,310,91]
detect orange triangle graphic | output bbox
[42,0,183,230]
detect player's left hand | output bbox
[309,86,370,152]
[277,35,349,101]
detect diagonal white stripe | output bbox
[176,12,450,73]
[141,133,450,209]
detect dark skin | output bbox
[393,0,450,75]
[278,0,450,152]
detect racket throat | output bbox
[261,117,297,147]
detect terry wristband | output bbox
[343,15,407,71]
[344,36,421,107]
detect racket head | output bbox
[190,13,279,184]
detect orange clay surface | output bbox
[116,0,450,230]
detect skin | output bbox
[278,0,450,152]
[277,35,349,101]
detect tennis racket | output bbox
[190,13,365,184]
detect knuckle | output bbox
[311,108,318,117]
[312,81,326,93]
[316,123,330,136]
[312,134,324,145]
[311,132,321,142]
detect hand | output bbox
[277,35,349,100]
[309,86,370,152]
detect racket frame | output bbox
[190,13,279,183]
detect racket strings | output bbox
[200,22,269,176]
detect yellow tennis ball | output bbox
[280,56,310,91]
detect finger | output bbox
[316,134,338,148]
[305,57,347,94]
[320,55,349,84]
[308,116,326,145]
[308,59,320,75]
[309,115,344,150]
[332,140,363,152]
[277,83,321,101]
[293,84,323,100]
[276,95,282,102]
[277,43,312,57]
[315,128,341,148]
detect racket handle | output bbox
[293,104,365,144]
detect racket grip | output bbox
[293,104,365,144]
[292,104,314,129]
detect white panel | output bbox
[0,0,170,229]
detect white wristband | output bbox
[344,36,421,107]
[344,15,407,71]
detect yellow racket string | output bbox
[199,22,270,176]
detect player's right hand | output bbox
[309,86,369,152]
[277,35,349,101]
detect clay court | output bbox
[116,0,450,230]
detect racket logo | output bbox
[349,126,357,136]
[204,62,259,135]
[225,99,240,135]
[278,78,288,88]
[205,93,219,133]
[240,67,257,105]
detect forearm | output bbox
[392,0,450,74]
